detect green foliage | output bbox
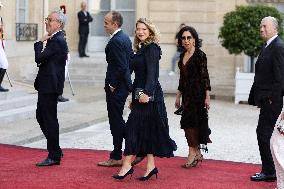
[219,5,283,58]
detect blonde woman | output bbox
[112,18,176,181]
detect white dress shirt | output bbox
[110,28,121,39]
[265,34,278,48]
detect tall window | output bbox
[16,0,28,23]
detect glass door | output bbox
[88,0,136,52]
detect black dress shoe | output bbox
[112,167,134,180]
[36,158,60,166]
[250,173,276,182]
[83,54,90,57]
[0,86,8,92]
[137,167,158,181]
[58,95,69,102]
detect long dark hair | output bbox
[177,26,202,49]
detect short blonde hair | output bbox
[134,18,160,52]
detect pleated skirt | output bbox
[124,101,177,158]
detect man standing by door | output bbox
[97,11,132,167]
[78,1,93,58]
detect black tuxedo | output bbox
[105,30,132,160]
[249,36,284,175]
[77,10,93,56]
[34,31,68,161]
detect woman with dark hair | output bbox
[112,18,177,181]
[175,26,211,168]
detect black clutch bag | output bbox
[134,88,154,101]
[174,106,183,115]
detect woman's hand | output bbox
[175,97,181,109]
[139,94,150,103]
[204,90,210,110]
[128,101,132,110]
[175,90,182,109]
[205,96,210,110]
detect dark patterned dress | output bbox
[178,49,211,146]
[123,43,177,157]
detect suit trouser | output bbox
[36,93,62,161]
[78,34,88,56]
[0,68,6,86]
[105,87,128,160]
[257,97,283,174]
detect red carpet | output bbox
[0,144,276,189]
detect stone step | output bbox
[0,98,76,124]
[69,61,107,68]
[70,54,106,65]
[0,97,108,145]
[0,94,37,111]
[69,80,105,86]
[68,67,106,76]
[70,58,106,65]
[68,74,106,81]
[0,89,31,100]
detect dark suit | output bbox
[34,31,68,161]
[78,10,93,56]
[105,30,132,160]
[249,36,284,175]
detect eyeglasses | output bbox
[45,17,59,23]
[181,36,193,40]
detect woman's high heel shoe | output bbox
[137,167,159,181]
[112,167,134,180]
[181,159,198,168]
[196,154,203,163]
[181,154,200,168]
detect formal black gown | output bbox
[123,43,177,158]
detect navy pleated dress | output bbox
[123,43,177,158]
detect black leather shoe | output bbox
[0,86,8,92]
[250,173,276,182]
[36,158,60,166]
[112,167,134,180]
[58,95,69,102]
[83,54,90,57]
[137,167,158,181]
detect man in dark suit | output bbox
[97,11,132,167]
[249,16,284,182]
[34,10,68,166]
[77,2,93,57]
